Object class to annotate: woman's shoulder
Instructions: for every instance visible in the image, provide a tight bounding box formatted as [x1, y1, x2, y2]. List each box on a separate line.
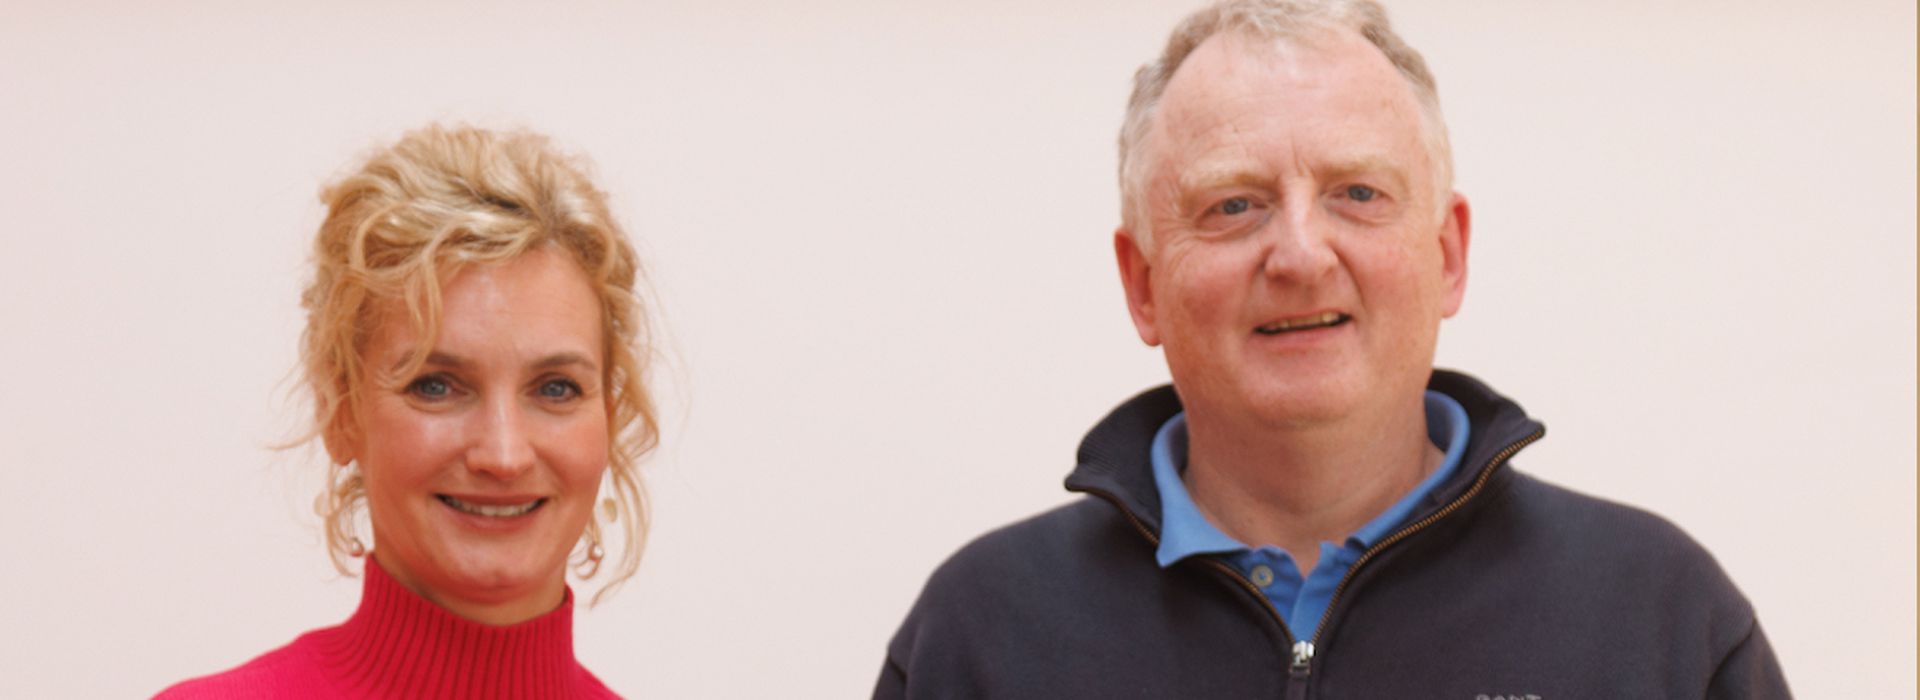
[578, 665, 623, 699]
[153, 630, 335, 699]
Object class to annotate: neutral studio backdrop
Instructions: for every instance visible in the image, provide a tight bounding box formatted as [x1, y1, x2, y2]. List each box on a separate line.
[1, 0, 1912, 697]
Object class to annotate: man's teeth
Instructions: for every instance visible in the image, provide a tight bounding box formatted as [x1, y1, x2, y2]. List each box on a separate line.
[1258, 312, 1346, 334]
[439, 496, 543, 517]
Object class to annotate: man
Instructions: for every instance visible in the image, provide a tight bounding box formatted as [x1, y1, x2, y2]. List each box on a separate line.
[876, 1, 1790, 698]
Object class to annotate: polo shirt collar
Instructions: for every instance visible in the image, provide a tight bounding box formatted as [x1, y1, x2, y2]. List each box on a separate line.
[1151, 391, 1473, 568]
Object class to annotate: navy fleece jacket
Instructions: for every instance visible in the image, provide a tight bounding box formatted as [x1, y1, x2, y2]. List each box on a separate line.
[877, 370, 1789, 699]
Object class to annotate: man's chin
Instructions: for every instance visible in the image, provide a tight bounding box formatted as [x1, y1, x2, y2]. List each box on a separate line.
[1247, 401, 1354, 430]
[1237, 378, 1369, 427]
[1175, 382, 1359, 431]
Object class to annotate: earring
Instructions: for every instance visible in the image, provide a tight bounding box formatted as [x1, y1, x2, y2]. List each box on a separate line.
[574, 527, 606, 579]
[346, 536, 367, 558]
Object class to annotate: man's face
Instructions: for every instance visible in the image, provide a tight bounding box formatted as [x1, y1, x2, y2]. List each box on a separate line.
[1115, 29, 1470, 431]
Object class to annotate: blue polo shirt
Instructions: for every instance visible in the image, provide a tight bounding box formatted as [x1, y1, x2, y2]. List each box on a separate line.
[1151, 392, 1471, 641]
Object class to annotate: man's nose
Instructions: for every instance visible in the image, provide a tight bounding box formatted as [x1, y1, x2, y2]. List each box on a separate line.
[1260, 205, 1339, 281]
[467, 397, 536, 479]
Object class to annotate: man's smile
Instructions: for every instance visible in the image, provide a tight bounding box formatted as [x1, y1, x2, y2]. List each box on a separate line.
[1254, 311, 1351, 335]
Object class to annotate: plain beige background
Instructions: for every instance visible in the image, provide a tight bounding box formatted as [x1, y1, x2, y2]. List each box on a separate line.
[0, 1, 1912, 697]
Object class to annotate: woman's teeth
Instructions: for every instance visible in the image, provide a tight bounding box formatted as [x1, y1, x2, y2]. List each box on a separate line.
[438, 495, 544, 517]
[1257, 311, 1347, 334]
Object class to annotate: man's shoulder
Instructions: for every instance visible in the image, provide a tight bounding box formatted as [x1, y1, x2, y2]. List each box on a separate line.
[1321, 469, 1783, 698]
[1501, 470, 1737, 578]
[1450, 469, 1759, 636]
[879, 497, 1283, 698]
[916, 497, 1151, 603]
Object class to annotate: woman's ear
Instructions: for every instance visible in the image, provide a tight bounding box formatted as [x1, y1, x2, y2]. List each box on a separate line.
[319, 396, 356, 466]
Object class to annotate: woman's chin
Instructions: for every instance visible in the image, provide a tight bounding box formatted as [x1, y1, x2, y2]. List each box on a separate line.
[381, 544, 568, 621]
[440, 552, 565, 600]
[423, 516, 568, 590]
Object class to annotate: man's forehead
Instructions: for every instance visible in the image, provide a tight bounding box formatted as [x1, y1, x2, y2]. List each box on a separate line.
[1159, 29, 1413, 130]
[1148, 29, 1430, 186]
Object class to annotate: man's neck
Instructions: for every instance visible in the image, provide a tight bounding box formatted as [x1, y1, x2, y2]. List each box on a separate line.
[1182, 395, 1440, 574]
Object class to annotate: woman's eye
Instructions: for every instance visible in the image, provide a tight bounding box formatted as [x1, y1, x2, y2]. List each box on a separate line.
[1216, 197, 1252, 216]
[538, 379, 581, 400]
[1344, 185, 1378, 202]
[407, 375, 454, 400]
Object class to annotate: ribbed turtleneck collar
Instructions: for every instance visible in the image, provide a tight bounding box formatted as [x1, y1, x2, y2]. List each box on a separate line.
[308, 558, 592, 698]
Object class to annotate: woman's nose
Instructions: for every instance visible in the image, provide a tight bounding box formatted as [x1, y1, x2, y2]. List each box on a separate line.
[466, 398, 536, 479]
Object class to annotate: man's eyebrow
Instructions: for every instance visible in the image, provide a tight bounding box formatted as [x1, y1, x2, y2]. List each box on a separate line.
[1177, 162, 1271, 195]
[1177, 156, 1412, 191]
[1317, 156, 1409, 188]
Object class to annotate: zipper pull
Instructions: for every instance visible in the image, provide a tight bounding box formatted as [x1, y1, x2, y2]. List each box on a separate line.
[1290, 640, 1315, 678]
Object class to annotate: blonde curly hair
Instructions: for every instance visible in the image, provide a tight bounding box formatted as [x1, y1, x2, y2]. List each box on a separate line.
[300, 124, 655, 604]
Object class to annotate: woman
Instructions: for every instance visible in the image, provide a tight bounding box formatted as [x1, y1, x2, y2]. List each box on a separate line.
[161, 125, 655, 698]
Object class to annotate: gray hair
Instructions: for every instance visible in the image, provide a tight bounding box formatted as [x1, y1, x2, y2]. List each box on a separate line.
[1117, 0, 1451, 247]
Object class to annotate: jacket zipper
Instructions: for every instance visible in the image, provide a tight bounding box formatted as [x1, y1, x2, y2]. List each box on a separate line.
[1084, 492, 1308, 683]
[1197, 558, 1306, 697]
[1303, 428, 1545, 649]
[1080, 426, 1544, 698]
[1288, 640, 1314, 700]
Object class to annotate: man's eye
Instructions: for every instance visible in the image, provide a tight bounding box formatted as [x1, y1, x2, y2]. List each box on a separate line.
[538, 379, 581, 400]
[407, 376, 453, 399]
[1217, 197, 1252, 215]
[1345, 185, 1377, 202]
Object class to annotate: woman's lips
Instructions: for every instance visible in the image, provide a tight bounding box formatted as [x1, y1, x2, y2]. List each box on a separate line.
[435, 495, 547, 517]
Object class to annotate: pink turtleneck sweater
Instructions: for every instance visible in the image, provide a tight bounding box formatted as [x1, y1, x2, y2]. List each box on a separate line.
[156, 560, 617, 699]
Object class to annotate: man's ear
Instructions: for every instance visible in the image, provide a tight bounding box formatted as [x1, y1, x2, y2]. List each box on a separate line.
[1114, 229, 1162, 346]
[1437, 192, 1471, 318]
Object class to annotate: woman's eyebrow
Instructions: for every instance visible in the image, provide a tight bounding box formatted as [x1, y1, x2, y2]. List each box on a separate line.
[532, 352, 598, 372]
[388, 350, 598, 373]
[388, 350, 466, 373]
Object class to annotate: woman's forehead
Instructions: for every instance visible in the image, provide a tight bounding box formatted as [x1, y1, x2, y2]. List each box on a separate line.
[362, 249, 606, 373]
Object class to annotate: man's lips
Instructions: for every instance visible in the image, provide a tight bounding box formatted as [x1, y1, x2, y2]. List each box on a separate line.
[1255, 311, 1351, 335]
[436, 495, 548, 518]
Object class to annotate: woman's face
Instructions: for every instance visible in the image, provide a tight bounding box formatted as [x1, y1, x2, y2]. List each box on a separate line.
[347, 247, 610, 625]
